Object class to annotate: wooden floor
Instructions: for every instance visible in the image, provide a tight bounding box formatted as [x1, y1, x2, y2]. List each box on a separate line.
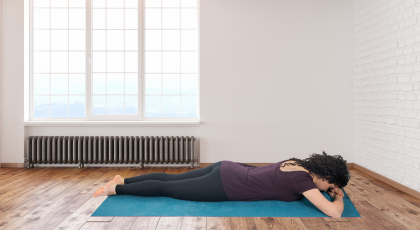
[0, 166, 420, 230]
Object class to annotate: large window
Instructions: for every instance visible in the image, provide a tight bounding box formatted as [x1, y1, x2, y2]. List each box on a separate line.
[31, 0, 199, 120]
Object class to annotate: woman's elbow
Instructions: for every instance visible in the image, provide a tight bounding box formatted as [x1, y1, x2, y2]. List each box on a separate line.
[328, 210, 342, 218]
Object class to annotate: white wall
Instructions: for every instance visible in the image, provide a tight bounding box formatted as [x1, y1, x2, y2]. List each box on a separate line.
[354, 0, 420, 191]
[200, 0, 354, 163]
[2, 0, 354, 165]
[0, 0, 2, 166]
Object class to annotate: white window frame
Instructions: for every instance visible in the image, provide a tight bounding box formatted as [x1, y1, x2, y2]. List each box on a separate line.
[29, 0, 200, 121]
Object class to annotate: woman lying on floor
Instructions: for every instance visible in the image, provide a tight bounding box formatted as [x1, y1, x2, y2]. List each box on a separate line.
[93, 151, 350, 218]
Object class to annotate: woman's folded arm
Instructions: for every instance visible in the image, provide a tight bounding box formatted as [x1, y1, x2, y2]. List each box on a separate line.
[302, 188, 344, 218]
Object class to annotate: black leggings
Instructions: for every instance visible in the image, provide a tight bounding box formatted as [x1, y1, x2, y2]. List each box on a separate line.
[115, 161, 229, 202]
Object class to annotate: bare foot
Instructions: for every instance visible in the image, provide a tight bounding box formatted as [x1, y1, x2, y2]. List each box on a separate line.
[113, 175, 125, 185]
[93, 181, 117, 197]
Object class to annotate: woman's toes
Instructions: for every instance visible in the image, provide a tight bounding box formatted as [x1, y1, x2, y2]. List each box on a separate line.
[93, 186, 105, 197]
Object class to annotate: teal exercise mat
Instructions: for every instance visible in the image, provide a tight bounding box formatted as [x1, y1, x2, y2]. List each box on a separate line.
[92, 189, 360, 217]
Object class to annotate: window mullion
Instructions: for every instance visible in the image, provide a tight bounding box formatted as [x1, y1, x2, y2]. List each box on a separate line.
[86, 0, 92, 119]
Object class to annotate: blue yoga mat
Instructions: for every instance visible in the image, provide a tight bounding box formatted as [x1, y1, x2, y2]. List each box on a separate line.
[92, 189, 360, 217]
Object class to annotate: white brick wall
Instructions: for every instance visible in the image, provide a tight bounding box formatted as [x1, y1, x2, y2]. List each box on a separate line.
[354, 0, 420, 191]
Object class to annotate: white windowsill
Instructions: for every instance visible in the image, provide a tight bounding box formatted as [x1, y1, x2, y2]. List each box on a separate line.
[23, 120, 200, 127]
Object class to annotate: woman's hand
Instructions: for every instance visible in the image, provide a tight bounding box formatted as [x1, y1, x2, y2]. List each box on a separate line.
[327, 188, 344, 199]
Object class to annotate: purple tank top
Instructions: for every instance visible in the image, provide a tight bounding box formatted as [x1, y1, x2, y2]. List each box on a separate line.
[220, 160, 318, 201]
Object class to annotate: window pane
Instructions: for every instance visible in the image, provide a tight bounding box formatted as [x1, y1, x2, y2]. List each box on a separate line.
[145, 74, 161, 94]
[107, 0, 123, 8]
[162, 30, 180, 50]
[125, 9, 138, 29]
[69, 0, 85, 7]
[93, 73, 106, 94]
[125, 30, 138, 51]
[145, 9, 161, 29]
[145, 0, 161, 7]
[145, 96, 161, 117]
[34, 30, 49, 51]
[69, 74, 85, 94]
[51, 96, 68, 118]
[125, 73, 138, 94]
[125, 0, 138, 8]
[34, 74, 50, 94]
[181, 30, 197, 50]
[107, 95, 124, 114]
[34, 0, 49, 7]
[162, 9, 180, 29]
[93, 30, 106, 51]
[51, 0, 67, 7]
[93, 9, 106, 29]
[69, 52, 85, 73]
[93, 96, 106, 114]
[69, 30, 85, 50]
[145, 30, 161, 50]
[181, 9, 197, 29]
[181, 51, 197, 73]
[162, 52, 180, 73]
[107, 52, 124, 72]
[51, 30, 68, 51]
[69, 96, 85, 117]
[93, 0, 105, 8]
[181, 0, 197, 7]
[51, 74, 68, 94]
[34, 96, 50, 118]
[93, 52, 106, 72]
[33, 52, 50, 73]
[181, 74, 197, 94]
[51, 52, 68, 73]
[162, 96, 180, 117]
[125, 96, 138, 114]
[34, 9, 49, 29]
[107, 9, 124, 29]
[107, 30, 124, 51]
[69, 9, 85, 29]
[163, 0, 180, 7]
[125, 52, 138, 72]
[162, 74, 180, 94]
[51, 9, 68, 29]
[107, 73, 124, 94]
[145, 52, 161, 73]
[181, 96, 197, 117]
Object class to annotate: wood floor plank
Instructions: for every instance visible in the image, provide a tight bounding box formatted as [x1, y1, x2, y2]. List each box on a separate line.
[327, 221, 359, 230]
[253, 217, 284, 230]
[0, 168, 20, 174]
[230, 217, 257, 230]
[206, 217, 232, 230]
[276, 218, 308, 230]
[155, 217, 183, 230]
[0, 169, 103, 229]
[129, 217, 160, 230]
[103, 217, 137, 230]
[300, 218, 333, 230]
[53, 196, 107, 230]
[350, 200, 410, 230]
[0, 168, 79, 212]
[0, 167, 52, 192]
[0, 169, 27, 182]
[181, 217, 206, 230]
[87, 217, 114, 222]
[79, 222, 110, 230]
[348, 178, 420, 229]
[350, 169, 400, 192]
[0, 168, 69, 206]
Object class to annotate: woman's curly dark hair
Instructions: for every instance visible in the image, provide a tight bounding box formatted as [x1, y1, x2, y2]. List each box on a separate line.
[281, 151, 350, 188]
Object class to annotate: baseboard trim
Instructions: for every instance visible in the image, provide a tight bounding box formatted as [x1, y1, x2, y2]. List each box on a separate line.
[1, 163, 25, 168]
[354, 164, 420, 200]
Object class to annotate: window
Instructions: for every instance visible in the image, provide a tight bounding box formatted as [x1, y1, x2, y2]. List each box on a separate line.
[31, 0, 199, 120]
